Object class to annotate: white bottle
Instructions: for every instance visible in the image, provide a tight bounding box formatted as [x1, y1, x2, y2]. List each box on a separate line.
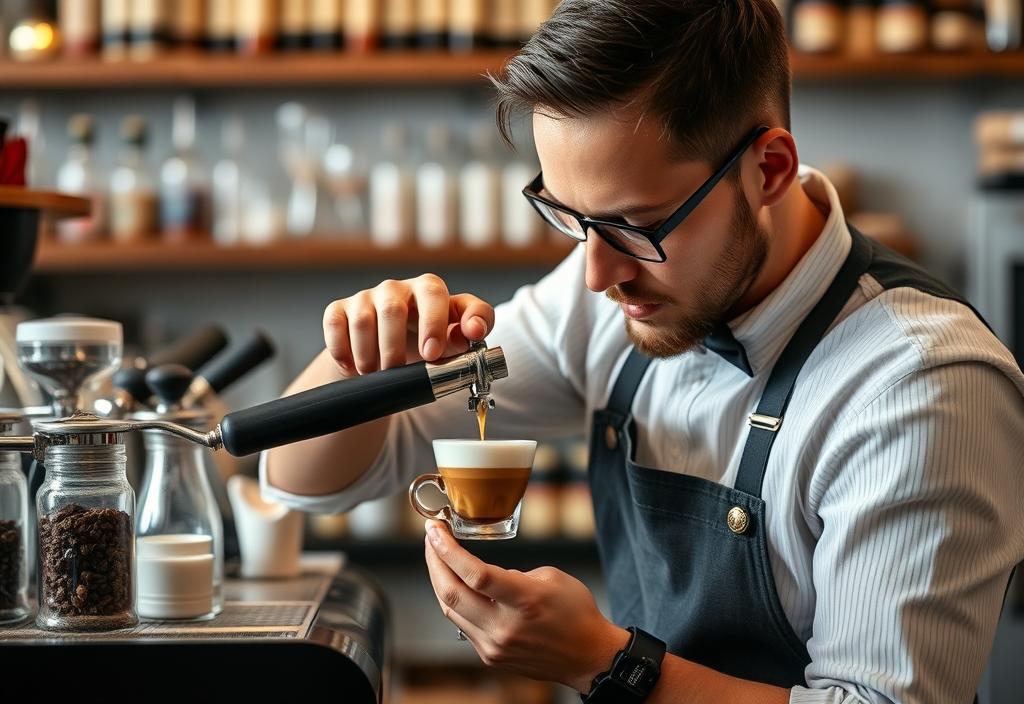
[415, 123, 458, 248]
[212, 116, 245, 246]
[56, 114, 107, 244]
[369, 122, 414, 248]
[459, 124, 501, 248]
[502, 154, 543, 248]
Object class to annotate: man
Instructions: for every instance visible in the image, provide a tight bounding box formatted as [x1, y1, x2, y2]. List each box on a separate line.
[262, 1, 1024, 701]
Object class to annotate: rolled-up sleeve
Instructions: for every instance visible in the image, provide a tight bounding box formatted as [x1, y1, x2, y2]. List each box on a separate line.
[791, 362, 1024, 704]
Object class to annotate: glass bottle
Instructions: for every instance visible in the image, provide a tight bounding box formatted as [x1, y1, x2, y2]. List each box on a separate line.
[449, 0, 488, 52]
[55, 113, 107, 244]
[345, 0, 379, 53]
[278, 0, 310, 50]
[204, 0, 236, 52]
[236, 0, 278, 55]
[502, 147, 543, 248]
[791, 0, 846, 54]
[36, 443, 138, 631]
[172, 0, 204, 51]
[369, 122, 414, 248]
[845, 0, 877, 56]
[415, 123, 458, 248]
[160, 96, 209, 243]
[212, 116, 245, 246]
[459, 124, 501, 249]
[101, 0, 129, 59]
[417, 0, 447, 48]
[129, 0, 168, 61]
[491, 0, 521, 49]
[382, 0, 415, 48]
[60, 0, 100, 58]
[136, 417, 224, 620]
[109, 115, 157, 243]
[985, 0, 1023, 51]
[0, 413, 30, 625]
[310, 0, 342, 50]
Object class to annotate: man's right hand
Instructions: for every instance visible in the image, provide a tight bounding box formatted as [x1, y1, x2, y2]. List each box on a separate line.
[323, 274, 496, 376]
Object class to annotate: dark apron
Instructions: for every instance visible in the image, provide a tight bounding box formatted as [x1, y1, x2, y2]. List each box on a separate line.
[588, 227, 980, 688]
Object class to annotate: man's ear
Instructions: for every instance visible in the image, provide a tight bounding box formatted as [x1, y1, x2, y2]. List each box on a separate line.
[753, 128, 799, 208]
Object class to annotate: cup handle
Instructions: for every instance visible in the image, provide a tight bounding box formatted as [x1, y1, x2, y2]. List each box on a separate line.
[408, 473, 452, 524]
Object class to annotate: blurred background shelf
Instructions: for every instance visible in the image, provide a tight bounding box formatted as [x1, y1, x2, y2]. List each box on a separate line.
[0, 51, 513, 88]
[5, 52, 1024, 89]
[34, 239, 575, 272]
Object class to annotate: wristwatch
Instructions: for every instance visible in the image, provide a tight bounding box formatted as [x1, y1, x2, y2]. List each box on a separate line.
[580, 626, 666, 703]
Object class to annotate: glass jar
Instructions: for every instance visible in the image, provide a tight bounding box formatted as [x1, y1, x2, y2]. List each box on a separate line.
[36, 444, 137, 631]
[0, 413, 30, 624]
[136, 424, 224, 620]
[845, 0, 877, 56]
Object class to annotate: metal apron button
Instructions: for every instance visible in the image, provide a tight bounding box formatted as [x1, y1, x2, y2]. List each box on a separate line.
[605, 425, 619, 450]
[727, 506, 749, 534]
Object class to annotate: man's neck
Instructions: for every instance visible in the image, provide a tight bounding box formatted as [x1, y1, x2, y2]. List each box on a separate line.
[731, 178, 828, 317]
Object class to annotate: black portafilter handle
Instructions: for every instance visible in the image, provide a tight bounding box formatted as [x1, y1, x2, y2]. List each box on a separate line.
[146, 364, 194, 407]
[195, 330, 276, 395]
[112, 367, 150, 405]
[148, 324, 229, 372]
[216, 344, 509, 457]
[218, 362, 434, 457]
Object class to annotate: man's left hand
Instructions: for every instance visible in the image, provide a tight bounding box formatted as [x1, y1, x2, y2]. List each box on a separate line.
[423, 519, 630, 693]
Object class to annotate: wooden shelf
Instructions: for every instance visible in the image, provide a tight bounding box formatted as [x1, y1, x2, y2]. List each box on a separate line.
[0, 51, 512, 88]
[33, 238, 575, 273]
[3, 50, 1024, 88]
[791, 51, 1024, 80]
[0, 187, 90, 217]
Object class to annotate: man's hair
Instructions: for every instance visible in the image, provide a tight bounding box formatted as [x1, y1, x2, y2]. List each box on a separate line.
[492, 0, 791, 164]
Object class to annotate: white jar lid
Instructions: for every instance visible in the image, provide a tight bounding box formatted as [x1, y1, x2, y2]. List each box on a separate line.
[16, 317, 123, 345]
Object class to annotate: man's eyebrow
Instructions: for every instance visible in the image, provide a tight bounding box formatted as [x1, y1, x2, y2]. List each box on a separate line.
[541, 185, 678, 220]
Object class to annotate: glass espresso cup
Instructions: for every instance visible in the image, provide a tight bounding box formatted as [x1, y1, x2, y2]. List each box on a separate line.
[409, 440, 537, 540]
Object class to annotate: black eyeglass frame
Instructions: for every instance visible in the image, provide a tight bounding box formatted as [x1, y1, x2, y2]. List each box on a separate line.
[522, 125, 771, 263]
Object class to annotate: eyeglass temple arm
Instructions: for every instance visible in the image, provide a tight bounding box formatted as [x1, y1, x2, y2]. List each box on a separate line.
[654, 125, 771, 242]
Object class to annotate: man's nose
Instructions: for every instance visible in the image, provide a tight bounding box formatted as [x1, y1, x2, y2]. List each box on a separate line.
[585, 229, 639, 293]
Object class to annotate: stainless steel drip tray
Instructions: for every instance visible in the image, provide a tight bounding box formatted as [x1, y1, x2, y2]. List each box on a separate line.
[0, 554, 390, 703]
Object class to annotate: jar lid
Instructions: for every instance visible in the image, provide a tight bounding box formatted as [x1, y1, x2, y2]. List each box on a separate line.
[16, 317, 123, 345]
[34, 411, 133, 436]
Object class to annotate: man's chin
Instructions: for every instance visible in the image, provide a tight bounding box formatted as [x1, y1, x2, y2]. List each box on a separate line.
[625, 319, 700, 359]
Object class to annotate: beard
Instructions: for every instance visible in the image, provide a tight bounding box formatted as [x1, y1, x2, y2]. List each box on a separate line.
[609, 186, 769, 359]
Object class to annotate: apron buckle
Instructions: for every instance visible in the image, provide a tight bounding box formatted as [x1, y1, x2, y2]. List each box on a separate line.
[748, 413, 783, 432]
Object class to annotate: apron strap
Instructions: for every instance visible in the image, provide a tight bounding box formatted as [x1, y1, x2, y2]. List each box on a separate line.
[733, 229, 875, 497]
[605, 347, 655, 418]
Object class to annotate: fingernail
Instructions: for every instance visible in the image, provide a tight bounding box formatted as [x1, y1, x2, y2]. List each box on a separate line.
[426, 524, 441, 546]
[423, 338, 442, 360]
[470, 316, 488, 336]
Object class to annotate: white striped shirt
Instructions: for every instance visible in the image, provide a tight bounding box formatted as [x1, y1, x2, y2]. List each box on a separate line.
[262, 167, 1024, 704]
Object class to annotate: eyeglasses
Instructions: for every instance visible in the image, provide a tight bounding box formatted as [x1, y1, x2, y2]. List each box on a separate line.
[522, 125, 770, 263]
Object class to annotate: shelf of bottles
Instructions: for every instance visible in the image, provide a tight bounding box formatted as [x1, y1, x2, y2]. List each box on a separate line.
[3, 1, 1024, 85]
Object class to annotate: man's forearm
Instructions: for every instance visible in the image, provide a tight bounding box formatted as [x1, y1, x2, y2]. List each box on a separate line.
[264, 349, 392, 497]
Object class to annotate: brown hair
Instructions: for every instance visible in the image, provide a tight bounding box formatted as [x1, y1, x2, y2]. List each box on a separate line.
[492, 0, 791, 164]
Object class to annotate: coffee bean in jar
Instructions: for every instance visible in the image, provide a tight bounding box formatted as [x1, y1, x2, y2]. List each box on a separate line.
[0, 519, 23, 611]
[38, 504, 134, 630]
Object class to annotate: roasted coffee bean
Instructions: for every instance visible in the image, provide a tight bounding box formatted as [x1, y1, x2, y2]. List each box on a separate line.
[39, 505, 132, 621]
[0, 519, 23, 610]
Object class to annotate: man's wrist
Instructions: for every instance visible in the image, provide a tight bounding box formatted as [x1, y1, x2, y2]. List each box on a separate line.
[570, 623, 631, 694]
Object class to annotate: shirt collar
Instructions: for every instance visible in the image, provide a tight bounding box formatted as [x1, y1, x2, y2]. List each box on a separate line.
[703, 166, 853, 377]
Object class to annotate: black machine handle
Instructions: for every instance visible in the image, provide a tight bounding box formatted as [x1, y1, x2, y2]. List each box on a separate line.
[148, 324, 229, 372]
[197, 331, 275, 395]
[218, 362, 435, 457]
[146, 364, 194, 406]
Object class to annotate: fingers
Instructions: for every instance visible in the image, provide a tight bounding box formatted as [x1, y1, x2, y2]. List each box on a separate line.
[424, 533, 497, 628]
[372, 281, 410, 370]
[425, 521, 525, 604]
[323, 301, 353, 374]
[347, 291, 380, 374]
[450, 293, 494, 343]
[322, 275, 491, 376]
[410, 274, 450, 362]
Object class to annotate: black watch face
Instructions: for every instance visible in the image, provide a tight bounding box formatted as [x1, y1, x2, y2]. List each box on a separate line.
[612, 655, 661, 694]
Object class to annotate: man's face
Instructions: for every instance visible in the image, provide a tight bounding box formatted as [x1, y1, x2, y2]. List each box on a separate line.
[533, 110, 769, 358]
